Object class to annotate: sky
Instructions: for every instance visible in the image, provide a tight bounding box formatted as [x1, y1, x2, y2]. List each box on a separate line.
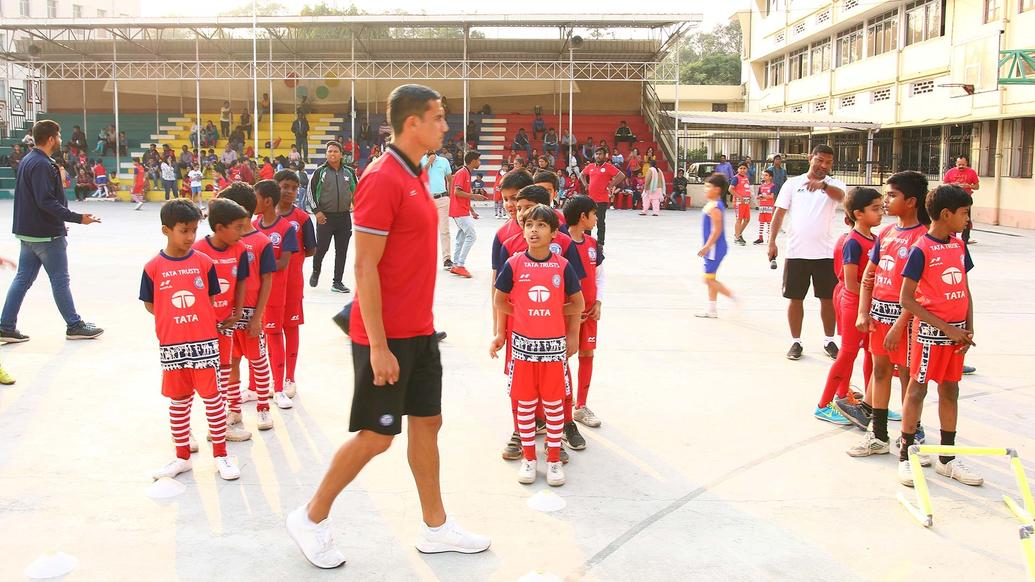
[140, 0, 741, 30]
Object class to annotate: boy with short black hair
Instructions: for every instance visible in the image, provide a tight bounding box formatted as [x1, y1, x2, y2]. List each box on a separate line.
[217, 182, 278, 430]
[275, 169, 317, 397]
[754, 170, 775, 245]
[897, 185, 980, 487]
[729, 163, 752, 245]
[563, 195, 605, 428]
[140, 199, 240, 481]
[253, 179, 299, 409]
[671, 168, 688, 211]
[193, 198, 253, 442]
[492, 204, 584, 486]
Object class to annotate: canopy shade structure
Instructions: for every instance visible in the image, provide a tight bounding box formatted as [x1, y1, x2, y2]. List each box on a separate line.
[667, 111, 882, 132]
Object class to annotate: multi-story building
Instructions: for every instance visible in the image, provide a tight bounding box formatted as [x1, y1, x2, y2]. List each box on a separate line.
[741, 0, 1035, 228]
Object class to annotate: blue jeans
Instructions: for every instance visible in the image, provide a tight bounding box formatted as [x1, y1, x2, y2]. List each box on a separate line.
[1, 237, 82, 331]
[451, 216, 477, 267]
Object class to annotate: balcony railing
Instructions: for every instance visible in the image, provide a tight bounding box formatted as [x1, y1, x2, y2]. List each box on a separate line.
[999, 49, 1035, 85]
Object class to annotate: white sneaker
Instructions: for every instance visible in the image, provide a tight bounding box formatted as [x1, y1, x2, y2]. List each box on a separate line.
[257, 409, 274, 430]
[573, 406, 601, 428]
[546, 461, 566, 487]
[935, 458, 984, 486]
[415, 517, 491, 554]
[517, 459, 537, 484]
[239, 389, 258, 403]
[134, 201, 144, 211]
[284, 379, 298, 398]
[694, 311, 717, 319]
[898, 459, 915, 487]
[215, 456, 240, 480]
[226, 419, 252, 442]
[846, 432, 890, 457]
[152, 458, 192, 480]
[274, 392, 294, 409]
[286, 505, 347, 569]
[188, 431, 199, 453]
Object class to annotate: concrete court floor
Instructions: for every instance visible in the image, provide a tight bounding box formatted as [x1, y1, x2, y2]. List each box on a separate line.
[0, 199, 1033, 582]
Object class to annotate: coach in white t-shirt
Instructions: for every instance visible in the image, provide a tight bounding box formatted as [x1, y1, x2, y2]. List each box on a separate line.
[767, 145, 846, 361]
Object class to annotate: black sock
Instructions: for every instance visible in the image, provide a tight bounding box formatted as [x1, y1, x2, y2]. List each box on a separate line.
[873, 409, 889, 442]
[940, 430, 956, 465]
[861, 401, 873, 415]
[899, 432, 916, 462]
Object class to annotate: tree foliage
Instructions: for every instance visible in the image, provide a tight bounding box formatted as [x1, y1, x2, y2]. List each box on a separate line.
[673, 20, 743, 86]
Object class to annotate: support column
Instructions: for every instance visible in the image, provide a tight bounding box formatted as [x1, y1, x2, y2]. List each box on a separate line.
[351, 31, 356, 157]
[112, 39, 120, 181]
[195, 35, 202, 153]
[463, 26, 469, 149]
[252, 0, 259, 157]
[268, 38, 273, 158]
[674, 35, 681, 171]
[82, 78, 87, 140]
[154, 80, 160, 135]
[865, 129, 875, 185]
[568, 48, 573, 162]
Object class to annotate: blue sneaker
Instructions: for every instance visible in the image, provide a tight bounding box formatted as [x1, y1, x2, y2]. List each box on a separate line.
[832, 398, 870, 430]
[915, 424, 926, 444]
[814, 404, 851, 426]
[888, 409, 903, 422]
[962, 365, 976, 375]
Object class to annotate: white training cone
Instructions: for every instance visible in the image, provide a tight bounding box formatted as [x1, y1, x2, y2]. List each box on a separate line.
[526, 490, 566, 512]
[147, 477, 187, 499]
[517, 570, 562, 582]
[24, 552, 78, 579]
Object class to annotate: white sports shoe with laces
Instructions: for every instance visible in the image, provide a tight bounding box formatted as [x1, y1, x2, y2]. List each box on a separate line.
[284, 379, 298, 398]
[546, 461, 566, 486]
[239, 389, 258, 403]
[415, 517, 491, 554]
[287, 506, 347, 569]
[257, 410, 274, 430]
[215, 456, 240, 480]
[936, 458, 983, 486]
[517, 459, 537, 484]
[152, 458, 192, 480]
[274, 392, 294, 409]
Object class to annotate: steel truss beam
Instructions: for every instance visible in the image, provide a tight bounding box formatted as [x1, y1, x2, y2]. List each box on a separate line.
[15, 59, 678, 82]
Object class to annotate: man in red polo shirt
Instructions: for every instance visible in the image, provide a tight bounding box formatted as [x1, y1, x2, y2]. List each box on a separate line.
[943, 155, 979, 244]
[580, 145, 625, 247]
[287, 85, 490, 569]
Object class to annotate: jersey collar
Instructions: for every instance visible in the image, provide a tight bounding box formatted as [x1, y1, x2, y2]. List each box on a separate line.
[387, 145, 421, 178]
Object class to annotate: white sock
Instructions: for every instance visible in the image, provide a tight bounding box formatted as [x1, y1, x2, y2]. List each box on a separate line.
[824, 336, 835, 345]
[791, 338, 801, 346]
[708, 301, 717, 312]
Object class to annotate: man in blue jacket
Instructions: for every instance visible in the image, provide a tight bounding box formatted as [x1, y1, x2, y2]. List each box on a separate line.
[0, 120, 103, 342]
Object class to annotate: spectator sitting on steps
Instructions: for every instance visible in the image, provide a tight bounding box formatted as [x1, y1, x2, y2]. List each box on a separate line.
[543, 128, 558, 154]
[512, 128, 531, 159]
[614, 120, 637, 144]
[532, 113, 546, 141]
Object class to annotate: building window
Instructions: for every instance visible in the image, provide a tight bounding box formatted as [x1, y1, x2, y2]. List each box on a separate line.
[788, 47, 808, 81]
[905, 1, 942, 46]
[19, 0, 30, 16]
[47, 0, 58, 17]
[810, 40, 831, 74]
[867, 10, 899, 56]
[899, 126, 942, 176]
[836, 25, 864, 66]
[976, 121, 997, 177]
[872, 87, 892, 102]
[985, 0, 1001, 22]
[711, 103, 728, 112]
[789, 104, 803, 113]
[1003, 118, 1035, 178]
[816, 9, 831, 25]
[946, 123, 974, 174]
[793, 21, 807, 36]
[72, 4, 83, 17]
[840, 95, 856, 108]
[766, 57, 785, 88]
[843, 0, 859, 10]
[813, 100, 828, 113]
[1022, 0, 1035, 13]
[766, 0, 783, 17]
[775, 32, 786, 44]
[911, 79, 935, 96]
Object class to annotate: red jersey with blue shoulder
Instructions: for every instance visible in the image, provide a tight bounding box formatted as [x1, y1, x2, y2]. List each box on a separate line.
[902, 233, 973, 324]
[492, 219, 523, 271]
[192, 236, 250, 321]
[239, 229, 278, 310]
[731, 175, 751, 206]
[870, 223, 927, 302]
[495, 251, 581, 362]
[498, 231, 586, 280]
[839, 229, 876, 299]
[278, 206, 316, 298]
[252, 216, 299, 307]
[139, 250, 222, 370]
[571, 234, 602, 307]
[757, 183, 775, 213]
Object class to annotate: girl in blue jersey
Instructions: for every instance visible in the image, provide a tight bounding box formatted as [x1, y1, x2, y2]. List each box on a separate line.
[696, 174, 735, 318]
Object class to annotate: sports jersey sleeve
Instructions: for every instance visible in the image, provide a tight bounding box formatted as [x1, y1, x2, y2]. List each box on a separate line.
[775, 181, 793, 210]
[901, 247, 926, 282]
[301, 218, 317, 250]
[842, 239, 864, 266]
[139, 269, 154, 302]
[282, 225, 300, 253]
[595, 264, 606, 300]
[259, 243, 277, 275]
[964, 245, 974, 272]
[494, 261, 515, 293]
[236, 249, 250, 280]
[207, 265, 220, 296]
[491, 234, 503, 271]
[353, 169, 401, 236]
[561, 242, 587, 280]
[869, 238, 882, 263]
[563, 263, 582, 296]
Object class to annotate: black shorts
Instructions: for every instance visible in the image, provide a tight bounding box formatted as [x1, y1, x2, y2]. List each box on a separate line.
[783, 258, 837, 300]
[349, 334, 443, 435]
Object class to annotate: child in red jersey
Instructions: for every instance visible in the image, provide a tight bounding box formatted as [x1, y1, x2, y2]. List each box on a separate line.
[846, 171, 930, 458]
[253, 180, 299, 410]
[275, 169, 317, 398]
[192, 198, 253, 442]
[897, 185, 980, 488]
[140, 199, 240, 481]
[491, 204, 584, 487]
[563, 195, 606, 429]
[754, 169, 775, 245]
[729, 163, 752, 246]
[814, 188, 882, 426]
[217, 183, 278, 431]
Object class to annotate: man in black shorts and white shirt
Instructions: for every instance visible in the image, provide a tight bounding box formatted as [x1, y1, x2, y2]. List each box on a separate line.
[287, 85, 490, 569]
[767, 144, 845, 361]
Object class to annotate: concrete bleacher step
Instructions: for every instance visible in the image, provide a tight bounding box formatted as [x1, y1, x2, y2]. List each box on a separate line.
[481, 136, 504, 142]
[481, 127, 507, 133]
[150, 134, 175, 140]
[167, 117, 191, 123]
[482, 154, 503, 160]
[479, 145, 504, 151]
[482, 118, 506, 124]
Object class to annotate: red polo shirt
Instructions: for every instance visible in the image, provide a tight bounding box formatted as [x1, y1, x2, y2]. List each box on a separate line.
[943, 167, 979, 195]
[585, 162, 620, 203]
[350, 146, 438, 344]
[450, 166, 473, 218]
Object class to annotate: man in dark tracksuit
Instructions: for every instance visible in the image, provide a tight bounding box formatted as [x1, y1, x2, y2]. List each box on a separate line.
[305, 141, 356, 293]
